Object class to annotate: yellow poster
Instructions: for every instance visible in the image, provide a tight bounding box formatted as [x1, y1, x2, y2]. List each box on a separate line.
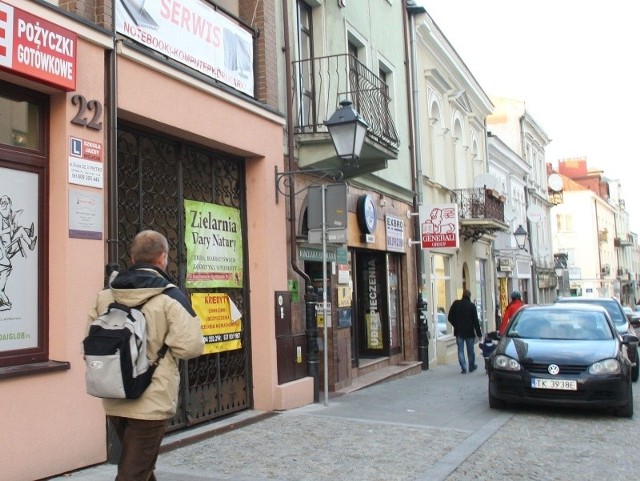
[192, 293, 243, 354]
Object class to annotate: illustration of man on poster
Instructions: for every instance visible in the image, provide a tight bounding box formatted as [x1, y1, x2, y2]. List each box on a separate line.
[0, 195, 38, 311]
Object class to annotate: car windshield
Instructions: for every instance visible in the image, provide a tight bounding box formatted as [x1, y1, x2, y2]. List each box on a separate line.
[507, 309, 614, 340]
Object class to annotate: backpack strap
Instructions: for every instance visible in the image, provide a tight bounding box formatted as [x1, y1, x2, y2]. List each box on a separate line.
[151, 343, 169, 368]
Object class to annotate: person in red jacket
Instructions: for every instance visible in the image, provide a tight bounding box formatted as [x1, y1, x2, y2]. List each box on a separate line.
[499, 291, 525, 335]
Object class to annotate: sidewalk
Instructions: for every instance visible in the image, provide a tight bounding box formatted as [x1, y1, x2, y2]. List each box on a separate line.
[48, 362, 511, 481]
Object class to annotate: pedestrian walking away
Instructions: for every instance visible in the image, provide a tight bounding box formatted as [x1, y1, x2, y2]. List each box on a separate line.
[448, 289, 483, 374]
[498, 290, 525, 335]
[86, 230, 204, 481]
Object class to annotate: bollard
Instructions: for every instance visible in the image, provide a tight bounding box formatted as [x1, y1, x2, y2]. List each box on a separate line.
[417, 294, 429, 370]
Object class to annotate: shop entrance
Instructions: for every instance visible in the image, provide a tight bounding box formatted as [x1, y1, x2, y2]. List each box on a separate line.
[353, 251, 390, 359]
[116, 124, 251, 432]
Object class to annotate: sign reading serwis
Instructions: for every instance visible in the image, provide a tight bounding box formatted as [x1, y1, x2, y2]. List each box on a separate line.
[0, 1, 77, 91]
[115, 0, 254, 97]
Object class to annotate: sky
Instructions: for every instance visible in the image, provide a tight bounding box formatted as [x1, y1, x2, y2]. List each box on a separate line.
[419, 0, 640, 233]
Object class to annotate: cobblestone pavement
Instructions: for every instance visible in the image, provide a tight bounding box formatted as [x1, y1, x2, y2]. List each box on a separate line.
[444, 403, 638, 481]
[51, 361, 639, 481]
[157, 370, 639, 481]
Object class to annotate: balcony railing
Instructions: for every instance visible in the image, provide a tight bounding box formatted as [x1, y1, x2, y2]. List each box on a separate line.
[456, 188, 505, 221]
[292, 54, 399, 151]
[454, 188, 508, 241]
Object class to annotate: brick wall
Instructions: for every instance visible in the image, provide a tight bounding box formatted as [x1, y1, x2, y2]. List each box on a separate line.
[58, 0, 112, 29]
[239, 0, 279, 108]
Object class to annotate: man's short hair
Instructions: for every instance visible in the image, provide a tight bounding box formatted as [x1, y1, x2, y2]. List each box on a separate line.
[131, 230, 169, 264]
[463, 289, 471, 299]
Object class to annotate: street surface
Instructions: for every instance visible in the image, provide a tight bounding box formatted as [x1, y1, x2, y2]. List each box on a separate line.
[51, 361, 638, 481]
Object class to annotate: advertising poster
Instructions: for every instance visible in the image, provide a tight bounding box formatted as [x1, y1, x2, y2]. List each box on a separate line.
[185, 199, 243, 288]
[192, 292, 242, 354]
[68, 188, 103, 240]
[115, 0, 254, 96]
[421, 203, 459, 249]
[0, 167, 39, 352]
[0, 1, 77, 91]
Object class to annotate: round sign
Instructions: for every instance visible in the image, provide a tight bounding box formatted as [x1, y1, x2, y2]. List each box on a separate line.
[548, 173, 564, 192]
[526, 204, 545, 224]
[357, 194, 377, 234]
[504, 203, 517, 221]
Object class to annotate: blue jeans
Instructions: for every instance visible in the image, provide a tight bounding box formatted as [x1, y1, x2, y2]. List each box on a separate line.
[456, 336, 476, 372]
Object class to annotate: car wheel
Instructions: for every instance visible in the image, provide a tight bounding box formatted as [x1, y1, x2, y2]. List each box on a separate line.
[615, 384, 633, 418]
[488, 390, 507, 409]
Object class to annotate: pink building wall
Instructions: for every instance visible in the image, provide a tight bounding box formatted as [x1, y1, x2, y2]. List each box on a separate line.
[1, 4, 309, 479]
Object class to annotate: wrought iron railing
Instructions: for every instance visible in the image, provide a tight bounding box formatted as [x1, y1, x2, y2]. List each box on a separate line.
[292, 53, 399, 151]
[455, 188, 505, 222]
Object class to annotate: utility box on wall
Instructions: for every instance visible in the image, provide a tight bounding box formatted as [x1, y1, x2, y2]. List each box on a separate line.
[275, 291, 307, 384]
[275, 291, 292, 336]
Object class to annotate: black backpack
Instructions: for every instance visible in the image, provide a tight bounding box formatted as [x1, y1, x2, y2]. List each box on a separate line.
[83, 302, 168, 399]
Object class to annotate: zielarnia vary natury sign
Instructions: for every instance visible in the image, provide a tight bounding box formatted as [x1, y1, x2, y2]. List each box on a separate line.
[184, 199, 243, 288]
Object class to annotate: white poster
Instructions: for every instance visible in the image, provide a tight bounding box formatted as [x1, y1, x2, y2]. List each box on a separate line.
[115, 0, 254, 96]
[0, 167, 39, 351]
[69, 189, 103, 240]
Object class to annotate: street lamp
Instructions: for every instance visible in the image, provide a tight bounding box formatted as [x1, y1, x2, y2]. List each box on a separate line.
[276, 100, 368, 406]
[554, 253, 569, 297]
[513, 224, 528, 251]
[316, 100, 368, 406]
[324, 100, 369, 165]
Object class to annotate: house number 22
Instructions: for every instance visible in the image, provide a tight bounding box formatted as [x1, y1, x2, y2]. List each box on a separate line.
[70, 94, 103, 131]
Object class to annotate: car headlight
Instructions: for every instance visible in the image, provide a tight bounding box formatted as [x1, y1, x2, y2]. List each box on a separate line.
[493, 355, 521, 371]
[589, 358, 621, 375]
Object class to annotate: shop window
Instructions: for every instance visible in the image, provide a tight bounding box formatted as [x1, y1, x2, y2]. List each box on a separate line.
[432, 254, 451, 336]
[0, 82, 51, 371]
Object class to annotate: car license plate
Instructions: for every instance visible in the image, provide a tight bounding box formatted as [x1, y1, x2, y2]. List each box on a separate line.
[531, 378, 577, 391]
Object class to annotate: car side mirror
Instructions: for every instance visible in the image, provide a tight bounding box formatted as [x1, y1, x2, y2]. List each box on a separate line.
[622, 334, 639, 345]
[630, 319, 640, 329]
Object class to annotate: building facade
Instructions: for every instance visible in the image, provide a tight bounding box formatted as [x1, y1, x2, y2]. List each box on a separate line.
[1, 1, 297, 479]
[487, 133, 536, 319]
[487, 97, 555, 305]
[275, 0, 421, 395]
[411, 9, 502, 365]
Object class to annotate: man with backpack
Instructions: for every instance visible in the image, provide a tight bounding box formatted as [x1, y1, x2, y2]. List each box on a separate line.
[87, 230, 204, 481]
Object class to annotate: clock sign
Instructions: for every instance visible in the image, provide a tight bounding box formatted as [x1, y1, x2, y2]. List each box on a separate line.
[357, 194, 377, 234]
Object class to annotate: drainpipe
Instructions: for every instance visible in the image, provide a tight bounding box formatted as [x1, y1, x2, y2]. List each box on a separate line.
[405, 1, 428, 368]
[106, 17, 119, 284]
[105, 15, 120, 464]
[281, 0, 318, 399]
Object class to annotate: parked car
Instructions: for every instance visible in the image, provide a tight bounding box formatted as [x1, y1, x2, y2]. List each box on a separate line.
[623, 306, 640, 325]
[488, 304, 636, 417]
[555, 296, 639, 382]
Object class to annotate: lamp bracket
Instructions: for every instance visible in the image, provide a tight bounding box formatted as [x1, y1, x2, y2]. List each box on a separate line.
[407, 210, 420, 218]
[407, 239, 421, 246]
[275, 166, 344, 203]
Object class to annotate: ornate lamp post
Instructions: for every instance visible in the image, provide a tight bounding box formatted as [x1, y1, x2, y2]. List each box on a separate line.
[275, 99, 368, 405]
[513, 224, 528, 251]
[324, 100, 369, 165]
